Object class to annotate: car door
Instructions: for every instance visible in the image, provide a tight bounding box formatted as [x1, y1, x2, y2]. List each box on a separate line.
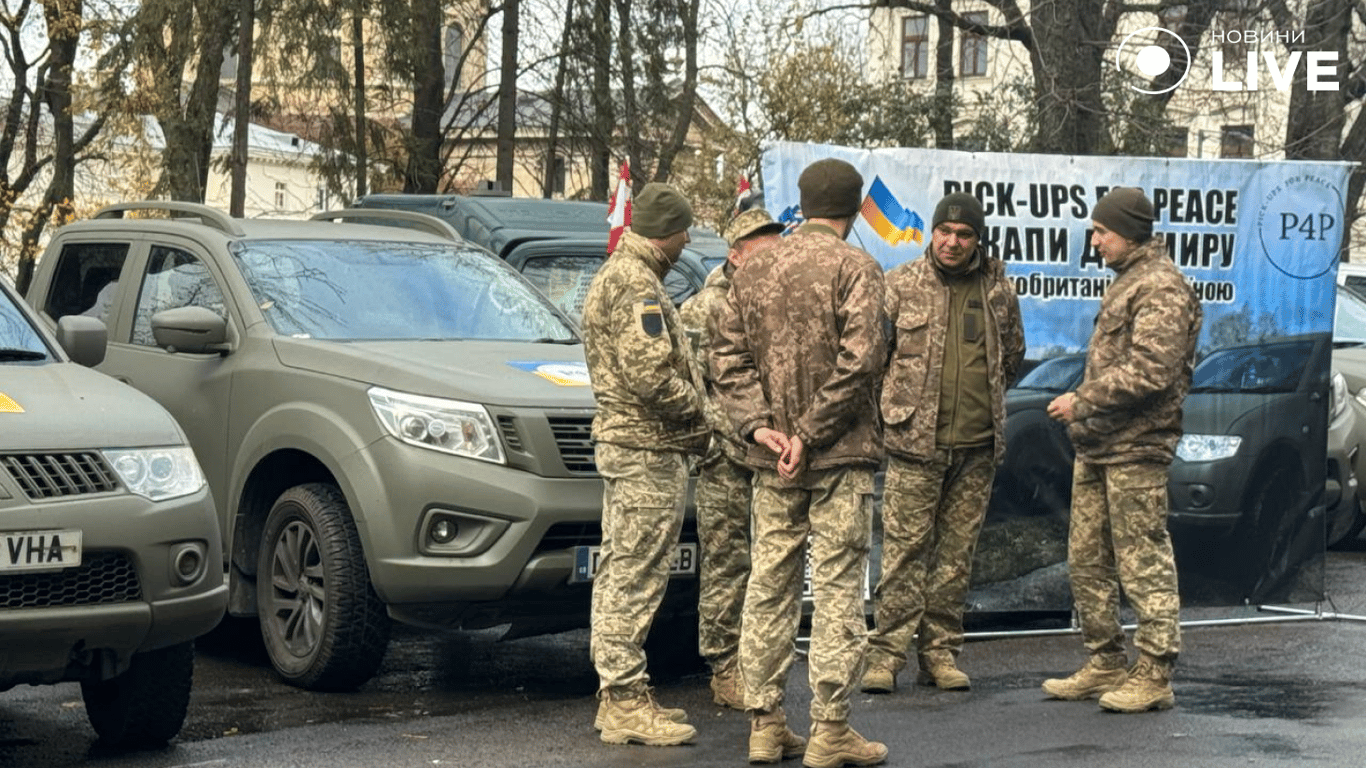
[94, 240, 237, 508]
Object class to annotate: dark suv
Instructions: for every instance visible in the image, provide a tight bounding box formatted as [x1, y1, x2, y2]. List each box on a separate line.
[24, 202, 699, 691]
[355, 193, 716, 320]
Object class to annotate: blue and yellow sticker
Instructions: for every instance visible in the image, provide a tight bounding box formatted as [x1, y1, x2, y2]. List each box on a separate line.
[0, 392, 23, 413]
[506, 361, 591, 387]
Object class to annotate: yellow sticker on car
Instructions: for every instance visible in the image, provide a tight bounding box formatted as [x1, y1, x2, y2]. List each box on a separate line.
[0, 392, 23, 413]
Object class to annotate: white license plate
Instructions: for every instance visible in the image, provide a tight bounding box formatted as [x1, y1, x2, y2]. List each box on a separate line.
[571, 542, 697, 583]
[1, 529, 82, 573]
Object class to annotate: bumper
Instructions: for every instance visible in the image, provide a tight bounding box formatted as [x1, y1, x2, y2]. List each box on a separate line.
[1167, 455, 1252, 530]
[0, 487, 227, 686]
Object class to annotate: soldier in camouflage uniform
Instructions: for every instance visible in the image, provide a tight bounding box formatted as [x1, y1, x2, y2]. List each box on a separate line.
[713, 158, 889, 767]
[1041, 187, 1201, 713]
[677, 207, 784, 710]
[581, 182, 709, 746]
[862, 193, 1025, 695]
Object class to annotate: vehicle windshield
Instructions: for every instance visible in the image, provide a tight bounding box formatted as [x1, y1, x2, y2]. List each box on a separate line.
[0, 281, 50, 363]
[1335, 284, 1366, 346]
[1014, 355, 1084, 391]
[1190, 340, 1313, 393]
[232, 240, 577, 342]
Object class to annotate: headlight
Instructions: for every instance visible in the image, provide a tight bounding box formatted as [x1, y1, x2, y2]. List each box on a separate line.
[368, 386, 505, 464]
[102, 446, 206, 501]
[1175, 434, 1242, 462]
[1331, 372, 1349, 422]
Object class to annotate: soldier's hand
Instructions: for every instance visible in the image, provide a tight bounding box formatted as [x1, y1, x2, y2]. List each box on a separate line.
[1047, 392, 1077, 423]
[778, 435, 805, 480]
[754, 427, 791, 456]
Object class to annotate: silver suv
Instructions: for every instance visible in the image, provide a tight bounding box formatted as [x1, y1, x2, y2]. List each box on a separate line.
[0, 276, 225, 747]
[25, 202, 699, 691]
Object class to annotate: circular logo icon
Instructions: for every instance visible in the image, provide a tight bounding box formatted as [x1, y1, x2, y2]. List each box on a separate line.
[1257, 175, 1342, 281]
[1116, 26, 1191, 94]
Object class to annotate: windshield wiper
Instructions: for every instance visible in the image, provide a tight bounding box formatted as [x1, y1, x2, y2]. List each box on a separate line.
[531, 336, 580, 345]
[0, 347, 47, 362]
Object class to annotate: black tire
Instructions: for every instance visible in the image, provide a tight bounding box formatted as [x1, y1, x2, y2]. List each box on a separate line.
[257, 483, 391, 691]
[80, 641, 194, 749]
[1235, 463, 1302, 598]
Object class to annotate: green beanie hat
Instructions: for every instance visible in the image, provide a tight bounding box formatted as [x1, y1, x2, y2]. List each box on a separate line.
[1092, 187, 1155, 242]
[632, 182, 693, 238]
[799, 158, 864, 219]
[932, 192, 986, 237]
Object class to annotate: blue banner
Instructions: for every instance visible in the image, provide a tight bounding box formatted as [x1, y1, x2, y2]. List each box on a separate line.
[760, 142, 1352, 358]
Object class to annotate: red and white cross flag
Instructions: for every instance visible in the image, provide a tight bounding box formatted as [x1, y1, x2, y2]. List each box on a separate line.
[607, 161, 631, 254]
[733, 176, 752, 216]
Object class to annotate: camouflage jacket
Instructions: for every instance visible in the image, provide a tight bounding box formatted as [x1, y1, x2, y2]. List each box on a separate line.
[882, 249, 1025, 464]
[678, 263, 747, 464]
[1069, 237, 1202, 465]
[711, 223, 887, 473]
[581, 231, 709, 453]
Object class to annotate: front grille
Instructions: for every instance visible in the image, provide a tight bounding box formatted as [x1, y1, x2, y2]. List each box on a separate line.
[1, 551, 142, 609]
[547, 416, 596, 475]
[496, 415, 524, 452]
[1, 452, 119, 500]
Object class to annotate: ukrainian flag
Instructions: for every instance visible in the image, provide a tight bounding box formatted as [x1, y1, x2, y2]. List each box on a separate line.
[860, 177, 924, 246]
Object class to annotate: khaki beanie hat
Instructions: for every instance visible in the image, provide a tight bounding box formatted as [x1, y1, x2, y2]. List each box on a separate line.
[632, 182, 694, 238]
[1092, 187, 1155, 242]
[798, 159, 864, 219]
[932, 192, 986, 237]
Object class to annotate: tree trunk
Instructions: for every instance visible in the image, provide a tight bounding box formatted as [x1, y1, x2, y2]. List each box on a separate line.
[405, 0, 444, 193]
[496, 0, 518, 192]
[542, 0, 577, 197]
[932, 0, 954, 149]
[353, 1, 368, 199]
[589, 0, 612, 200]
[1027, 1, 1110, 155]
[1285, 0, 1350, 161]
[230, 0, 255, 216]
[651, 0, 698, 184]
[613, 0, 641, 187]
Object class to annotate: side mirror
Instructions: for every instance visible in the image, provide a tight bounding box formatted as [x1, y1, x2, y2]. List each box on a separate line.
[55, 315, 108, 368]
[151, 306, 229, 354]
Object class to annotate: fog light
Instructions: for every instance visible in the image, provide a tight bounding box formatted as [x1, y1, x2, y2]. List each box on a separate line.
[1187, 483, 1213, 508]
[430, 518, 459, 544]
[170, 542, 207, 585]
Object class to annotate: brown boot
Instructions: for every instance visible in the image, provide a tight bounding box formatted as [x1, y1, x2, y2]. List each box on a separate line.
[802, 720, 887, 768]
[748, 707, 806, 763]
[711, 664, 747, 710]
[597, 690, 696, 746]
[1041, 652, 1129, 701]
[916, 652, 970, 690]
[594, 689, 687, 730]
[1099, 655, 1175, 713]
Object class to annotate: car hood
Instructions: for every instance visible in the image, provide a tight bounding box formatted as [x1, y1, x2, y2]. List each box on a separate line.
[0, 363, 184, 450]
[1181, 391, 1296, 435]
[273, 338, 596, 408]
[1005, 388, 1062, 412]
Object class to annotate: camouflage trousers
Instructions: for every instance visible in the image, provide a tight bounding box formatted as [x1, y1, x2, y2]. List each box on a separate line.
[590, 442, 689, 697]
[695, 451, 754, 673]
[1068, 460, 1181, 662]
[867, 447, 995, 673]
[741, 466, 874, 723]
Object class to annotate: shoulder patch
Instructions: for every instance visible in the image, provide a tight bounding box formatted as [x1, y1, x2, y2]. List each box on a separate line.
[637, 299, 664, 337]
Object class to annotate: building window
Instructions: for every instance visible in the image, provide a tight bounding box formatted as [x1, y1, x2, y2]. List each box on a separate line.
[901, 16, 929, 79]
[275, 182, 287, 209]
[316, 187, 329, 211]
[1165, 127, 1189, 158]
[959, 12, 988, 77]
[444, 24, 464, 93]
[1220, 124, 1254, 158]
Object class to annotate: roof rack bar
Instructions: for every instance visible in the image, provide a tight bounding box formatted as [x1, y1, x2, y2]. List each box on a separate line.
[310, 209, 462, 242]
[93, 201, 245, 237]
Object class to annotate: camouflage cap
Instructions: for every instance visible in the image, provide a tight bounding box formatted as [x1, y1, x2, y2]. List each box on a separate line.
[633, 182, 694, 238]
[724, 208, 784, 248]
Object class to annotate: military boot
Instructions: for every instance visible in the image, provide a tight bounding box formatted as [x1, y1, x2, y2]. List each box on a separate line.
[710, 664, 746, 710]
[748, 707, 807, 764]
[596, 690, 696, 746]
[1041, 652, 1129, 701]
[802, 720, 888, 768]
[859, 665, 896, 694]
[1099, 655, 1175, 713]
[916, 651, 970, 690]
[594, 689, 688, 731]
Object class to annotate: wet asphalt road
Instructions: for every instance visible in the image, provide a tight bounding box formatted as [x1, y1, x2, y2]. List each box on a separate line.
[5, 542, 1366, 768]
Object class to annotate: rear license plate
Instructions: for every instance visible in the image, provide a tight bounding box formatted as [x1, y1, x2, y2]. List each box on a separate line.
[570, 542, 698, 583]
[1, 529, 82, 573]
